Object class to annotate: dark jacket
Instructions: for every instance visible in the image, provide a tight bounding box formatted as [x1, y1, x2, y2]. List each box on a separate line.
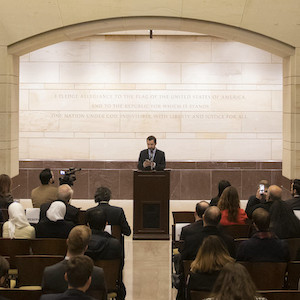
[236, 231, 290, 262]
[209, 196, 220, 206]
[35, 218, 75, 239]
[40, 289, 96, 300]
[87, 203, 131, 236]
[0, 194, 13, 209]
[42, 260, 106, 296]
[85, 230, 122, 260]
[40, 201, 80, 224]
[137, 149, 166, 171]
[180, 220, 203, 241]
[285, 196, 300, 210]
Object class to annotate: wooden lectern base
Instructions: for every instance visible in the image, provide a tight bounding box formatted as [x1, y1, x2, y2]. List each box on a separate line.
[133, 233, 170, 240]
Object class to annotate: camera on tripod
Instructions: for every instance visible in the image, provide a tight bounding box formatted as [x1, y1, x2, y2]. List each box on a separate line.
[59, 167, 81, 186]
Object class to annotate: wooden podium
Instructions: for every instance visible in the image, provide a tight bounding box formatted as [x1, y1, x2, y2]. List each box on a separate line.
[133, 170, 170, 240]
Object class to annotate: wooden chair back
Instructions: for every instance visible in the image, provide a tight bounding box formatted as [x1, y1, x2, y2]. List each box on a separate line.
[190, 290, 212, 300]
[15, 255, 64, 287]
[0, 288, 42, 300]
[77, 210, 87, 225]
[172, 211, 194, 224]
[234, 238, 249, 251]
[258, 290, 300, 300]
[30, 238, 67, 255]
[183, 260, 193, 283]
[221, 224, 251, 239]
[287, 261, 300, 289]
[0, 238, 31, 268]
[238, 261, 287, 290]
[94, 259, 121, 293]
[283, 238, 300, 260]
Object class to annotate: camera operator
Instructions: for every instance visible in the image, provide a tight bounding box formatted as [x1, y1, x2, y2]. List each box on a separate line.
[59, 168, 81, 186]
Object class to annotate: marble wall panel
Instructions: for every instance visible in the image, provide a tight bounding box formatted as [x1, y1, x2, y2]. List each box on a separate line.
[242, 112, 282, 132]
[121, 63, 181, 83]
[272, 140, 283, 160]
[29, 41, 90, 62]
[20, 62, 59, 83]
[272, 90, 283, 111]
[19, 89, 29, 110]
[27, 138, 89, 160]
[170, 169, 181, 200]
[90, 41, 150, 62]
[150, 41, 211, 62]
[211, 139, 272, 160]
[120, 169, 134, 199]
[212, 42, 272, 63]
[60, 63, 120, 83]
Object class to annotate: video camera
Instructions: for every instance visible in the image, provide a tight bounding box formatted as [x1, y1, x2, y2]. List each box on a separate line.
[59, 167, 81, 186]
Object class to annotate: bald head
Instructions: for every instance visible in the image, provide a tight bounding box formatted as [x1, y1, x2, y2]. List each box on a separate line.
[58, 184, 73, 203]
[195, 201, 209, 218]
[266, 185, 282, 202]
[203, 206, 221, 227]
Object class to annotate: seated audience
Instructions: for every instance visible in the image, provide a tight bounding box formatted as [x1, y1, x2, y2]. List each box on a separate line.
[210, 180, 231, 207]
[85, 208, 122, 260]
[2, 202, 35, 239]
[217, 186, 248, 226]
[35, 201, 74, 238]
[0, 174, 13, 209]
[42, 225, 106, 296]
[40, 184, 80, 224]
[41, 255, 96, 300]
[245, 180, 269, 217]
[87, 187, 131, 236]
[31, 168, 58, 208]
[186, 236, 234, 300]
[286, 179, 300, 210]
[180, 201, 209, 241]
[236, 208, 289, 262]
[203, 262, 267, 300]
[0, 256, 10, 291]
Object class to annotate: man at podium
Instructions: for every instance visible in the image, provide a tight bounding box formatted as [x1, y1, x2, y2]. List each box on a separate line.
[138, 135, 166, 171]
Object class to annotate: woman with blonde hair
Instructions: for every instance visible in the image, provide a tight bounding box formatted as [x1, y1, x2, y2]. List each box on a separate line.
[217, 186, 248, 225]
[2, 202, 35, 239]
[186, 235, 234, 299]
[0, 174, 13, 209]
[203, 262, 267, 300]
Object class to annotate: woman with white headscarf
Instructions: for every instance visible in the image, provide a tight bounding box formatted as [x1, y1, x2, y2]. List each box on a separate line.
[35, 201, 74, 238]
[2, 202, 35, 239]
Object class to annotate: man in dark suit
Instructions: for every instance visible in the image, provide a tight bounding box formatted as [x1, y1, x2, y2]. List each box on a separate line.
[86, 187, 131, 236]
[286, 179, 300, 210]
[40, 184, 80, 224]
[41, 255, 96, 300]
[42, 225, 106, 297]
[137, 135, 166, 171]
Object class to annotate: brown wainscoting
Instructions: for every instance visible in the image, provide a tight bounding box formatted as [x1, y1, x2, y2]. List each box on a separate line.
[11, 160, 291, 201]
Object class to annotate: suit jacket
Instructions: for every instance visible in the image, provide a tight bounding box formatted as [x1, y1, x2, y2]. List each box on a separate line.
[35, 218, 75, 239]
[40, 289, 96, 300]
[40, 200, 80, 224]
[87, 203, 131, 236]
[180, 226, 235, 260]
[236, 232, 290, 262]
[85, 230, 122, 260]
[285, 197, 300, 210]
[180, 220, 203, 241]
[42, 260, 106, 297]
[137, 149, 166, 171]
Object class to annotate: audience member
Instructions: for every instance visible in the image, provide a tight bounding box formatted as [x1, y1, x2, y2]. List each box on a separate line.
[87, 187, 131, 236]
[186, 236, 234, 300]
[286, 179, 300, 210]
[40, 184, 80, 224]
[180, 201, 209, 241]
[180, 206, 235, 261]
[0, 256, 10, 292]
[0, 174, 13, 209]
[41, 255, 96, 300]
[203, 262, 267, 300]
[42, 225, 106, 296]
[35, 201, 74, 238]
[245, 180, 269, 217]
[31, 168, 58, 208]
[217, 186, 248, 225]
[236, 208, 289, 262]
[2, 202, 35, 239]
[210, 180, 231, 206]
[85, 208, 122, 260]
